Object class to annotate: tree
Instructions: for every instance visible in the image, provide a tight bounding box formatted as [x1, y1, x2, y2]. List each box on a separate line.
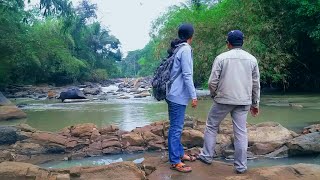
[146, 0, 320, 91]
[0, 0, 122, 87]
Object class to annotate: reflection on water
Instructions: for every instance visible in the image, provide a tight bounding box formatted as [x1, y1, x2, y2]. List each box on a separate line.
[40, 152, 151, 169]
[2, 94, 320, 132]
[246, 155, 320, 168]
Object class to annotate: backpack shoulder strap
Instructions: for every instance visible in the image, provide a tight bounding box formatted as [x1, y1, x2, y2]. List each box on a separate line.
[170, 44, 187, 83]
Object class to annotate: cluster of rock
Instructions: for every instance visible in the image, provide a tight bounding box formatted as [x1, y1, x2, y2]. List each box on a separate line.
[2, 85, 59, 99]
[0, 115, 320, 165]
[0, 161, 145, 180]
[114, 77, 152, 99]
[187, 118, 320, 159]
[147, 158, 320, 180]
[4, 77, 154, 102]
[1, 156, 320, 180]
[0, 121, 167, 164]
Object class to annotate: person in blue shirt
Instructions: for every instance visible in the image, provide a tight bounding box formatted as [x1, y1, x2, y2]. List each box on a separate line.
[166, 24, 198, 173]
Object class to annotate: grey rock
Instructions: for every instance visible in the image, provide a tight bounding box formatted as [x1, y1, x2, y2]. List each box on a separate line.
[265, 146, 289, 158]
[0, 126, 18, 145]
[286, 132, 320, 156]
[0, 92, 12, 106]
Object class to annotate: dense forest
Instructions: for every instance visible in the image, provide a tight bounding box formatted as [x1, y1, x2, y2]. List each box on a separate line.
[122, 0, 320, 92]
[0, 0, 121, 87]
[1, 0, 320, 92]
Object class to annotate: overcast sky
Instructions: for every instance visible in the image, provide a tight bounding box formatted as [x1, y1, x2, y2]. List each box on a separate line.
[70, 0, 185, 52]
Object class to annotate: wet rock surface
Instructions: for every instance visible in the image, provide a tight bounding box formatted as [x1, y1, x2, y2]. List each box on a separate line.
[148, 160, 320, 180]
[0, 161, 146, 180]
[0, 115, 318, 166]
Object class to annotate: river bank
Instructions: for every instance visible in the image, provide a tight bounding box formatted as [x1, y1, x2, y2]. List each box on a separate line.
[1, 158, 320, 180]
[1, 79, 320, 178]
[0, 116, 319, 165]
[0, 118, 319, 179]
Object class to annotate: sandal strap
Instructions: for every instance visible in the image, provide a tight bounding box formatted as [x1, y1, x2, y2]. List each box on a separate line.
[172, 162, 188, 168]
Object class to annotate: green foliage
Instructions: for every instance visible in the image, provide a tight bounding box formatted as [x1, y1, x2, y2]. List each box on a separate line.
[91, 69, 108, 82]
[119, 50, 142, 77]
[39, 0, 73, 17]
[119, 40, 161, 78]
[0, 0, 121, 87]
[140, 0, 320, 91]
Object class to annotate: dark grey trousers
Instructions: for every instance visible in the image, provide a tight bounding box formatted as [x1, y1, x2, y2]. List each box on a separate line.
[199, 102, 250, 172]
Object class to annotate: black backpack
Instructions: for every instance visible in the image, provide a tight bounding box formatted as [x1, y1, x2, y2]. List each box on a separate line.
[151, 45, 185, 101]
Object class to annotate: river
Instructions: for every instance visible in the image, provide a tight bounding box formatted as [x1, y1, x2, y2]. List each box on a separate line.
[2, 94, 320, 132]
[1, 94, 320, 169]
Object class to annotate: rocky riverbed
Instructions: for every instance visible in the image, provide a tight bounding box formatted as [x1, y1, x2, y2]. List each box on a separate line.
[1, 79, 319, 179]
[2, 77, 154, 101]
[0, 113, 319, 179]
[1, 154, 320, 179]
[0, 115, 319, 165]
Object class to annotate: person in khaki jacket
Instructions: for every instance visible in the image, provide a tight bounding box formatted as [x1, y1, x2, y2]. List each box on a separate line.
[198, 30, 260, 174]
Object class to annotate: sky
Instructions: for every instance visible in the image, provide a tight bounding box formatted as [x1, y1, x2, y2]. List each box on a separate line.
[71, 0, 186, 53]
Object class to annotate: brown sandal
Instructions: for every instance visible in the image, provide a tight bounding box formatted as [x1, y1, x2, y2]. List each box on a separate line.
[170, 163, 192, 173]
[181, 154, 196, 162]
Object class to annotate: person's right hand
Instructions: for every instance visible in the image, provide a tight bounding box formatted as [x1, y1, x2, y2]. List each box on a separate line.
[250, 106, 259, 117]
[192, 99, 198, 108]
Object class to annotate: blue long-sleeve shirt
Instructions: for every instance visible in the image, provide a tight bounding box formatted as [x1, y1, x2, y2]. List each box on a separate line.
[166, 43, 197, 105]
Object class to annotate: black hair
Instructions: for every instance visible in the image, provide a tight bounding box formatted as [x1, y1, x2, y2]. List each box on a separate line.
[167, 24, 194, 57]
[167, 38, 187, 57]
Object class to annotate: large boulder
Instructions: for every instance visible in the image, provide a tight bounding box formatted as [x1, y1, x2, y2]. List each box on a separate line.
[142, 131, 165, 150]
[16, 123, 36, 133]
[303, 124, 320, 134]
[0, 126, 18, 145]
[0, 161, 68, 180]
[248, 122, 293, 145]
[181, 129, 204, 148]
[265, 146, 289, 158]
[286, 132, 320, 156]
[133, 121, 164, 137]
[142, 156, 168, 176]
[251, 163, 320, 180]
[13, 142, 45, 155]
[102, 139, 122, 149]
[148, 158, 320, 180]
[73, 162, 145, 180]
[70, 123, 97, 137]
[0, 105, 27, 121]
[121, 132, 145, 147]
[32, 132, 68, 145]
[250, 142, 282, 155]
[99, 125, 119, 135]
[0, 151, 14, 162]
[58, 88, 86, 102]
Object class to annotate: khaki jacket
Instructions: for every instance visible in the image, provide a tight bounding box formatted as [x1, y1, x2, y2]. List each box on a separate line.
[208, 48, 260, 107]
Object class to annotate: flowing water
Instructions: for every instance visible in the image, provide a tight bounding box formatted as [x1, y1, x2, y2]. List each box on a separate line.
[2, 94, 320, 132]
[40, 152, 320, 169]
[2, 93, 320, 169]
